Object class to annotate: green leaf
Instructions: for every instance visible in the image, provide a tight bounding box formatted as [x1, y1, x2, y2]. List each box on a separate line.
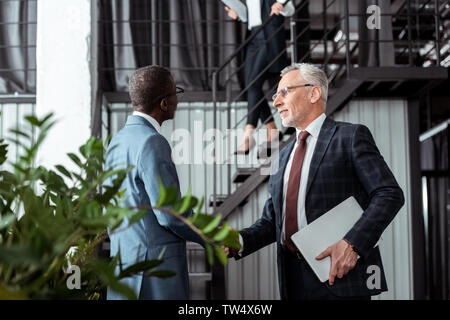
[156, 177, 179, 207]
[0, 214, 15, 231]
[127, 210, 147, 225]
[117, 189, 126, 199]
[221, 229, 242, 250]
[202, 214, 221, 233]
[0, 286, 28, 300]
[55, 165, 72, 179]
[0, 245, 41, 267]
[214, 245, 228, 266]
[205, 244, 214, 266]
[24, 115, 40, 126]
[9, 128, 30, 139]
[118, 260, 164, 279]
[173, 188, 198, 214]
[67, 153, 83, 168]
[213, 222, 230, 241]
[147, 270, 176, 278]
[0, 143, 7, 165]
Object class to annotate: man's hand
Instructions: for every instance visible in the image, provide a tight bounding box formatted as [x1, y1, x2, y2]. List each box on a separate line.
[219, 225, 240, 258]
[270, 2, 284, 16]
[225, 6, 238, 20]
[222, 245, 239, 258]
[315, 239, 358, 285]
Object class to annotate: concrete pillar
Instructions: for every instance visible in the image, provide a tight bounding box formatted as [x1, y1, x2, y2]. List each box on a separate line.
[36, 0, 97, 171]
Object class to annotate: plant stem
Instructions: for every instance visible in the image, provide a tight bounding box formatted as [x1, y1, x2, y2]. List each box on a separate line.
[135, 205, 214, 247]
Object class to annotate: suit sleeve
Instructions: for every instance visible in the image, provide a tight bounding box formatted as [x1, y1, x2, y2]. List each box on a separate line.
[138, 135, 205, 247]
[237, 195, 277, 259]
[343, 125, 405, 258]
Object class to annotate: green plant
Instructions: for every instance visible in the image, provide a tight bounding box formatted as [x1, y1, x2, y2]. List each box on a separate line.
[0, 113, 240, 300]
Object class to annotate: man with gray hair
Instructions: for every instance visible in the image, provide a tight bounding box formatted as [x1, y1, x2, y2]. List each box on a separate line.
[225, 63, 404, 300]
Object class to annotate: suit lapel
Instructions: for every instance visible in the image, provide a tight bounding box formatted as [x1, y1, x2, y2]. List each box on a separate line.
[305, 117, 337, 196]
[272, 138, 296, 219]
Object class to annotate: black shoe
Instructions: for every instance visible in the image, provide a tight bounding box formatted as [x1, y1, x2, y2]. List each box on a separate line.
[257, 131, 283, 159]
[233, 136, 256, 155]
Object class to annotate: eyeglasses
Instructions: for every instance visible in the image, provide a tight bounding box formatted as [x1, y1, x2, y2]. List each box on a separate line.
[153, 86, 184, 103]
[272, 84, 313, 100]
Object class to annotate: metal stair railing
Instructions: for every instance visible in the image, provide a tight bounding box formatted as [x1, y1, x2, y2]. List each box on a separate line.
[210, 0, 449, 214]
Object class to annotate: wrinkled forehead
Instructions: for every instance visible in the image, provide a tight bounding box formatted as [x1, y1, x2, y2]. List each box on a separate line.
[278, 69, 303, 89]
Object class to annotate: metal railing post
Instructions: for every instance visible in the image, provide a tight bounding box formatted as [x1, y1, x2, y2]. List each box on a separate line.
[407, 0, 413, 66]
[344, 0, 350, 78]
[151, 0, 157, 65]
[323, 0, 328, 76]
[290, 16, 297, 64]
[212, 72, 217, 212]
[434, 0, 441, 65]
[226, 66, 231, 196]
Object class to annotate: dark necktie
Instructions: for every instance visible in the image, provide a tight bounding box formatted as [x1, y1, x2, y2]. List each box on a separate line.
[285, 130, 310, 253]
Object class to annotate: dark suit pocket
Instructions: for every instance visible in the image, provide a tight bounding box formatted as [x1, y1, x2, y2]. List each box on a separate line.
[324, 248, 387, 298]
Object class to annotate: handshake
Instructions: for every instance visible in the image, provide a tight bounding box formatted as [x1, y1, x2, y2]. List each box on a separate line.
[222, 244, 240, 258]
[220, 226, 241, 258]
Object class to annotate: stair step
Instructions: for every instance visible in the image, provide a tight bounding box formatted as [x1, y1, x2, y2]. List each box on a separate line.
[188, 272, 212, 281]
[232, 167, 258, 184]
[208, 194, 228, 207]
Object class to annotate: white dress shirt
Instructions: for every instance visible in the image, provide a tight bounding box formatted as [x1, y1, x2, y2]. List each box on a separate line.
[238, 113, 326, 252]
[133, 110, 161, 134]
[247, 0, 295, 30]
[280, 113, 326, 245]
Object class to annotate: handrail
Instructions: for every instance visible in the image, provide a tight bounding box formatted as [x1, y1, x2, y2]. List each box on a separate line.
[223, 0, 310, 84]
[224, 13, 347, 134]
[214, 0, 294, 76]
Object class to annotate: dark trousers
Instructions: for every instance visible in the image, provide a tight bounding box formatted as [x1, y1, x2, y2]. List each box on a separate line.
[245, 29, 274, 127]
[282, 246, 371, 300]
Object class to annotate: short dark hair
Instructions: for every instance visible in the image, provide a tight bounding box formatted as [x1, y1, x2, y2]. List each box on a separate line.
[128, 65, 173, 113]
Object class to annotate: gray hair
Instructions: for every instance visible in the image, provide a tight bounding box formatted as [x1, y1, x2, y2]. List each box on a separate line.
[280, 63, 328, 102]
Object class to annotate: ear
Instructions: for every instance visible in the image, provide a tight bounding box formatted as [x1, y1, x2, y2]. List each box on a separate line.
[160, 98, 168, 111]
[310, 86, 322, 104]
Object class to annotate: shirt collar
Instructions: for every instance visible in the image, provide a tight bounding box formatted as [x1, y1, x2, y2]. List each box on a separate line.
[295, 113, 326, 139]
[132, 111, 161, 133]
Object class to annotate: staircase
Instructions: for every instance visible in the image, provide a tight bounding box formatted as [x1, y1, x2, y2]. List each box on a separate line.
[207, 0, 449, 298]
[209, 0, 450, 214]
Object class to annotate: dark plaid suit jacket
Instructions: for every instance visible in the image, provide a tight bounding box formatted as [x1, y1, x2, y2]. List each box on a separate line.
[238, 117, 405, 299]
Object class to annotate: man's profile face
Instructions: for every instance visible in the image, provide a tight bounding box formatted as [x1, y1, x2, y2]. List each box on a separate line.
[274, 70, 311, 129]
[163, 75, 178, 120]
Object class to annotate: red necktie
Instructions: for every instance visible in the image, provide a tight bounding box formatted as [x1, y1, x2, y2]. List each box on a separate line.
[285, 130, 310, 253]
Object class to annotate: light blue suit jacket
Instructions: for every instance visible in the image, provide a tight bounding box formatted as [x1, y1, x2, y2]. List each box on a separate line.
[105, 115, 204, 300]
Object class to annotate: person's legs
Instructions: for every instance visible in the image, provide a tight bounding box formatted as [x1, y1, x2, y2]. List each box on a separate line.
[244, 34, 267, 127]
[283, 249, 307, 300]
[237, 31, 270, 152]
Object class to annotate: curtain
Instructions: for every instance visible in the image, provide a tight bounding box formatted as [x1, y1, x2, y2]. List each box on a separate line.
[421, 127, 449, 299]
[0, 0, 37, 94]
[99, 0, 248, 92]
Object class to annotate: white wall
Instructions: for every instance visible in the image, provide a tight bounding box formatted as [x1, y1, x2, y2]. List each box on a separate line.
[36, 0, 96, 171]
[332, 99, 414, 300]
